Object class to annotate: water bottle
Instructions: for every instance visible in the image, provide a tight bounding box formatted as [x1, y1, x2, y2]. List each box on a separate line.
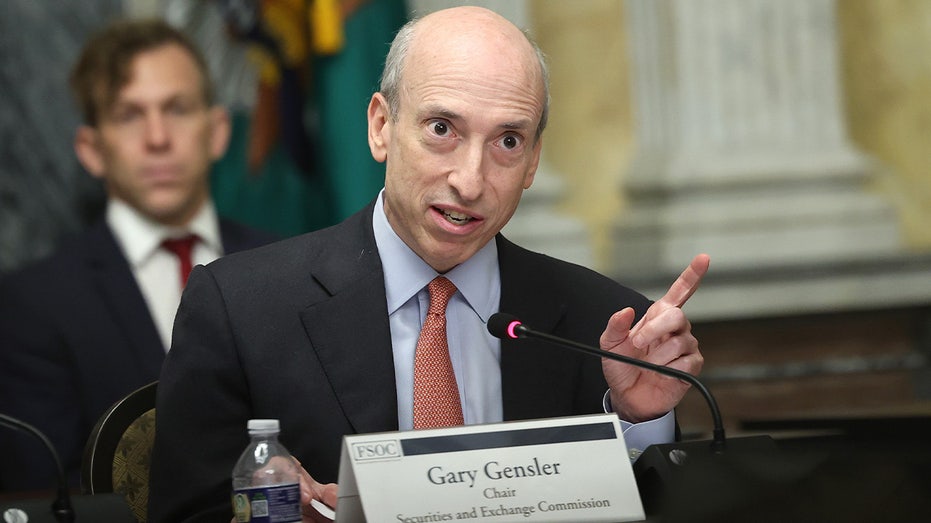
[231, 419, 302, 523]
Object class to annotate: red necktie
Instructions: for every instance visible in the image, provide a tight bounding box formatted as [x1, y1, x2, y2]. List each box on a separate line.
[161, 235, 197, 288]
[413, 277, 464, 429]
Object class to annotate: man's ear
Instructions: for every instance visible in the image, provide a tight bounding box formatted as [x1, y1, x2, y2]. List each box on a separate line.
[74, 125, 106, 179]
[367, 92, 391, 163]
[208, 106, 232, 161]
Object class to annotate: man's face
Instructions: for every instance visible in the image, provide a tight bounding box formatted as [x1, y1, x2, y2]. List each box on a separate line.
[75, 43, 228, 227]
[368, 16, 545, 273]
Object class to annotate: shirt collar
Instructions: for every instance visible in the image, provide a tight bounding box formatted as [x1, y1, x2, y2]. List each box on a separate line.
[106, 197, 223, 266]
[373, 190, 499, 322]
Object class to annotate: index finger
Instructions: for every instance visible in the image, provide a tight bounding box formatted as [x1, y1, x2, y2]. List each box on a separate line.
[658, 253, 710, 308]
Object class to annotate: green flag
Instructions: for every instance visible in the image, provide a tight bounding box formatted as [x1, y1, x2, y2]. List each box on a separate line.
[313, 0, 408, 221]
[211, 111, 331, 237]
[211, 0, 408, 236]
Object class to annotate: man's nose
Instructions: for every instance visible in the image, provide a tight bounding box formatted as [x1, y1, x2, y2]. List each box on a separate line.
[448, 142, 485, 201]
[144, 112, 170, 148]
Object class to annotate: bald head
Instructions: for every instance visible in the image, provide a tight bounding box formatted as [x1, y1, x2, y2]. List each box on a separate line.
[379, 6, 549, 141]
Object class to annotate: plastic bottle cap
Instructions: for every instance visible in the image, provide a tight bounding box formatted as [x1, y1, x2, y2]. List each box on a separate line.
[247, 419, 280, 433]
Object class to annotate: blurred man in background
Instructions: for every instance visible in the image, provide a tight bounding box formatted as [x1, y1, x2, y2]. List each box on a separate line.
[0, 18, 275, 491]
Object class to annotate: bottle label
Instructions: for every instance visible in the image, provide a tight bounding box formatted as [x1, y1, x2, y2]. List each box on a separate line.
[231, 483, 301, 523]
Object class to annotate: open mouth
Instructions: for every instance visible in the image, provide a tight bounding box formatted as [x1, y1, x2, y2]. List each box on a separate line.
[438, 208, 474, 225]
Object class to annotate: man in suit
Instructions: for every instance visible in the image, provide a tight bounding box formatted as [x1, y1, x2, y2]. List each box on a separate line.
[0, 19, 275, 491]
[149, 6, 708, 522]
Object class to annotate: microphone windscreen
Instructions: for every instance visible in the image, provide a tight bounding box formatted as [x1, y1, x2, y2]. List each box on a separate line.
[487, 312, 522, 339]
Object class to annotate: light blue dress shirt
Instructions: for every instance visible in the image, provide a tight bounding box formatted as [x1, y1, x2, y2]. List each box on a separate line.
[372, 191, 674, 458]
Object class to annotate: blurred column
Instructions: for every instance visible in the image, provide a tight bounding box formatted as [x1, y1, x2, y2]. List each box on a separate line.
[502, 162, 594, 269]
[614, 0, 918, 319]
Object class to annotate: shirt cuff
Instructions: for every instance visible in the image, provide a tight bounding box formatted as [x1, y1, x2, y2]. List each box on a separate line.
[603, 390, 676, 462]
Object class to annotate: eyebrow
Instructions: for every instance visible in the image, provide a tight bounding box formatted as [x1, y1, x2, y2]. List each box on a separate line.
[500, 120, 532, 131]
[419, 105, 460, 123]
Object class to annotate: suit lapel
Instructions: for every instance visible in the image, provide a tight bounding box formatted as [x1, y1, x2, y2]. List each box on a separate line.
[82, 220, 269, 380]
[299, 205, 399, 434]
[497, 235, 577, 421]
[497, 235, 566, 342]
[85, 224, 166, 376]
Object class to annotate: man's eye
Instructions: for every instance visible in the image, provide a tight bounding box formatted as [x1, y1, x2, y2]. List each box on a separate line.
[166, 99, 201, 116]
[111, 108, 141, 123]
[500, 134, 521, 150]
[167, 103, 190, 115]
[431, 121, 449, 136]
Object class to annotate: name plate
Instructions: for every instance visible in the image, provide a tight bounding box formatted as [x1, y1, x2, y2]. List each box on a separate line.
[335, 413, 644, 522]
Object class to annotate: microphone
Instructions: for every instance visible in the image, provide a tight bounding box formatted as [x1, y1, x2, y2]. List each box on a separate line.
[487, 312, 726, 451]
[0, 415, 135, 522]
[487, 312, 785, 518]
[488, 313, 931, 520]
[0, 413, 74, 522]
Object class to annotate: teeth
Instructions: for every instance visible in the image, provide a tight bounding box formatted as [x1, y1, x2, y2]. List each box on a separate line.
[441, 209, 472, 224]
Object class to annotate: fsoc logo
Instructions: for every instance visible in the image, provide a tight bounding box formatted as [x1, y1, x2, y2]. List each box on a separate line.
[351, 439, 401, 462]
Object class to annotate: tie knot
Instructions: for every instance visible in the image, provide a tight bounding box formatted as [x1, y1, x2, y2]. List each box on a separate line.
[427, 277, 457, 315]
[161, 234, 198, 257]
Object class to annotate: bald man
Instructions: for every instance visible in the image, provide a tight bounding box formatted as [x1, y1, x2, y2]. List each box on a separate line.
[148, 7, 708, 522]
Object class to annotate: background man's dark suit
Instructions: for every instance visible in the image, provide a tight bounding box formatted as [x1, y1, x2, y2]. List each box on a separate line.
[149, 201, 651, 522]
[0, 219, 275, 491]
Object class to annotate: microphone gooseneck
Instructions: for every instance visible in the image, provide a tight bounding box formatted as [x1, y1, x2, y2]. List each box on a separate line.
[0, 413, 76, 522]
[487, 312, 726, 453]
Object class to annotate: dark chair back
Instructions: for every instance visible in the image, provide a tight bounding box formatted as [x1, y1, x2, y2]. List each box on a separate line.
[82, 380, 158, 522]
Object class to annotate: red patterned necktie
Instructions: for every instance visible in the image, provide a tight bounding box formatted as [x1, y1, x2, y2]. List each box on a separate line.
[161, 235, 198, 288]
[412, 277, 464, 429]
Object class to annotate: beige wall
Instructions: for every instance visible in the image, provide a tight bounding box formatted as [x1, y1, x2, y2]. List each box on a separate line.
[837, 0, 931, 249]
[529, 0, 931, 264]
[529, 1, 631, 267]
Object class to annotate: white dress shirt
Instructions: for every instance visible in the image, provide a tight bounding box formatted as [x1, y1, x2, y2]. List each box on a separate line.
[372, 191, 673, 459]
[107, 198, 224, 351]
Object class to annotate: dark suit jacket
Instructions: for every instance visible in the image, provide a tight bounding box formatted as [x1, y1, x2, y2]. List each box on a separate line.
[148, 201, 652, 522]
[0, 218, 275, 491]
